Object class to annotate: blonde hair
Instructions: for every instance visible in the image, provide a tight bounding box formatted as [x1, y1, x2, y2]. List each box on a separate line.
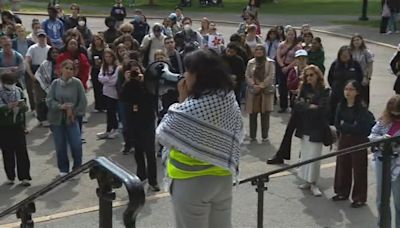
[119, 22, 134, 33]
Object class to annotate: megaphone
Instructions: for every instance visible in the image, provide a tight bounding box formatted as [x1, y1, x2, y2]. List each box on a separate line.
[144, 61, 183, 96]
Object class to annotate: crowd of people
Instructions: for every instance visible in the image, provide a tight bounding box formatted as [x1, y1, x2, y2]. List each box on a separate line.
[0, 0, 399, 227]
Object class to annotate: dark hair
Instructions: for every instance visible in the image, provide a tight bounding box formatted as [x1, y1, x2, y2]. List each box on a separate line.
[47, 6, 57, 13]
[181, 17, 192, 25]
[126, 50, 140, 62]
[164, 36, 174, 43]
[265, 27, 279, 42]
[1, 10, 13, 20]
[248, 0, 261, 7]
[1, 72, 16, 84]
[102, 48, 117, 75]
[340, 80, 364, 108]
[350, 34, 367, 50]
[276, 25, 286, 40]
[230, 33, 242, 43]
[105, 16, 116, 28]
[226, 42, 241, 54]
[337, 45, 352, 62]
[47, 47, 59, 61]
[184, 49, 234, 98]
[122, 59, 144, 75]
[77, 16, 87, 23]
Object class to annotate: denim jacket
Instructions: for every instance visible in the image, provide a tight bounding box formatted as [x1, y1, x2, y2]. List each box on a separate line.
[368, 120, 400, 181]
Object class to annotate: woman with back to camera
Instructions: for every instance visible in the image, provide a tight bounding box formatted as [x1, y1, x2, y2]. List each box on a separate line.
[333, 80, 375, 208]
[157, 49, 244, 228]
[369, 95, 400, 228]
[294, 65, 330, 197]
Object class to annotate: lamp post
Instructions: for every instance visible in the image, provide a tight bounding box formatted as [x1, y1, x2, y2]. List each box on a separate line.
[359, 0, 369, 21]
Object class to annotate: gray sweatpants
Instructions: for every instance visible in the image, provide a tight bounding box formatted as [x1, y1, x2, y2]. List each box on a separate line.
[170, 175, 233, 228]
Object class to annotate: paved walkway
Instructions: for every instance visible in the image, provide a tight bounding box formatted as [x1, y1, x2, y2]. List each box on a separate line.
[18, 1, 400, 47]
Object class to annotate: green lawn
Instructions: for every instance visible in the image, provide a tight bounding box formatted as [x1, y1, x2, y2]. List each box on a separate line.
[27, 0, 381, 16]
[331, 19, 381, 28]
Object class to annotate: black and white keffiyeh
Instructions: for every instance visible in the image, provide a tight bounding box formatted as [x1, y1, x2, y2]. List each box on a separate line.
[156, 90, 244, 175]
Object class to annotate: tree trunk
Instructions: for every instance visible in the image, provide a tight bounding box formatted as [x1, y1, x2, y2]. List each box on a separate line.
[149, 0, 155, 5]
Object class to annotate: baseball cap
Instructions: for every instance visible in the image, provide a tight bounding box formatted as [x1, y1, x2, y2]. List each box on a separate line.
[295, 49, 308, 58]
[37, 29, 46, 36]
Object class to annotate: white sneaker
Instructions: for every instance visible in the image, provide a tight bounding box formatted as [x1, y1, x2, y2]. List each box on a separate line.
[5, 179, 14, 185]
[20, 179, 31, 186]
[298, 183, 311, 189]
[97, 131, 109, 139]
[107, 129, 119, 139]
[59, 172, 68, 177]
[310, 184, 322, 197]
[41, 121, 50, 127]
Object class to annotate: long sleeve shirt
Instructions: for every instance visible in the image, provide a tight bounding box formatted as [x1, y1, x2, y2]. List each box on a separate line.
[98, 66, 119, 99]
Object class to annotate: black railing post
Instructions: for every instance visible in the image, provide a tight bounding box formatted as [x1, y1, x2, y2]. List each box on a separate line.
[379, 142, 393, 228]
[252, 176, 269, 228]
[90, 166, 119, 228]
[16, 202, 35, 228]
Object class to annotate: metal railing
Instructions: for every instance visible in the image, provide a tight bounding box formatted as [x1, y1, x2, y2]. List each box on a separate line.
[239, 136, 400, 228]
[0, 157, 145, 228]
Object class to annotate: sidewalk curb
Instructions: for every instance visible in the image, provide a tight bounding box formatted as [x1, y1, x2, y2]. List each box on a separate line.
[15, 11, 397, 50]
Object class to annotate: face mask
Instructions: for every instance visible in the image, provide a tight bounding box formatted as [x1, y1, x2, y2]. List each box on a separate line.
[183, 24, 191, 31]
[3, 84, 15, 90]
[78, 21, 85, 27]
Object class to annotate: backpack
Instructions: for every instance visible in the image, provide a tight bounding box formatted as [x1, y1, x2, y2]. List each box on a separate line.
[287, 66, 300, 91]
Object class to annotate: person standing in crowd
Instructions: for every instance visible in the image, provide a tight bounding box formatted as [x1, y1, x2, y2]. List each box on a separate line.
[237, 13, 253, 35]
[140, 23, 166, 67]
[264, 27, 280, 60]
[287, 50, 308, 106]
[75, 17, 93, 48]
[301, 32, 313, 52]
[162, 17, 173, 37]
[119, 60, 159, 190]
[350, 34, 374, 107]
[157, 49, 243, 228]
[46, 59, 87, 177]
[390, 44, 400, 94]
[276, 27, 301, 113]
[88, 34, 107, 113]
[97, 49, 120, 140]
[34, 47, 59, 127]
[110, 0, 127, 29]
[64, 3, 80, 31]
[295, 65, 330, 197]
[244, 0, 261, 19]
[328, 45, 363, 124]
[277, 25, 286, 41]
[42, 6, 64, 49]
[204, 22, 225, 54]
[307, 37, 325, 74]
[245, 24, 263, 55]
[333, 80, 375, 208]
[164, 36, 184, 74]
[198, 17, 210, 37]
[25, 29, 51, 125]
[223, 42, 246, 105]
[369, 95, 400, 228]
[0, 36, 25, 89]
[103, 16, 122, 48]
[176, 17, 203, 47]
[0, 72, 31, 186]
[26, 19, 42, 44]
[245, 45, 275, 141]
[114, 34, 140, 52]
[130, 11, 150, 44]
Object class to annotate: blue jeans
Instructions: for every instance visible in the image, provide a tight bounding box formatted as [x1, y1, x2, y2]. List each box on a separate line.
[388, 13, 398, 32]
[375, 159, 400, 228]
[51, 121, 83, 173]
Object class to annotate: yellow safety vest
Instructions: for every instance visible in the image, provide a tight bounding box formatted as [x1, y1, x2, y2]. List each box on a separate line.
[167, 148, 231, 179]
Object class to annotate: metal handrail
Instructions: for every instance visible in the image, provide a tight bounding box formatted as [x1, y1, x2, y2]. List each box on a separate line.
[0, 157, 145, 228]
[238, 135, 400, 228]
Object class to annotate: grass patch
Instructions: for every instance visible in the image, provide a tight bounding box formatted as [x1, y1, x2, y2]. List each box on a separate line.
[25, 0, 382, 16]
[330, 19, 381, 28]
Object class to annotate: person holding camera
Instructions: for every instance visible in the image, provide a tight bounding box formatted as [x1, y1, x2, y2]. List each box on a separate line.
[0, 72, 31, 186]
[119, 60, 160, 191]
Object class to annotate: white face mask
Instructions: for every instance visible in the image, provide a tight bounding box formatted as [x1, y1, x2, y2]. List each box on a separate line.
[78, 21, 85, 27]
[183, 24, 191, 31]
[3, 84, 15, 90]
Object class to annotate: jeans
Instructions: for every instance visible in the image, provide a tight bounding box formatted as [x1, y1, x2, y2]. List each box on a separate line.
[375, 159, 400, 228]
[104, 96, 118, 132]
[51, 121, 83, 173]
[388, 12, 398, 32]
